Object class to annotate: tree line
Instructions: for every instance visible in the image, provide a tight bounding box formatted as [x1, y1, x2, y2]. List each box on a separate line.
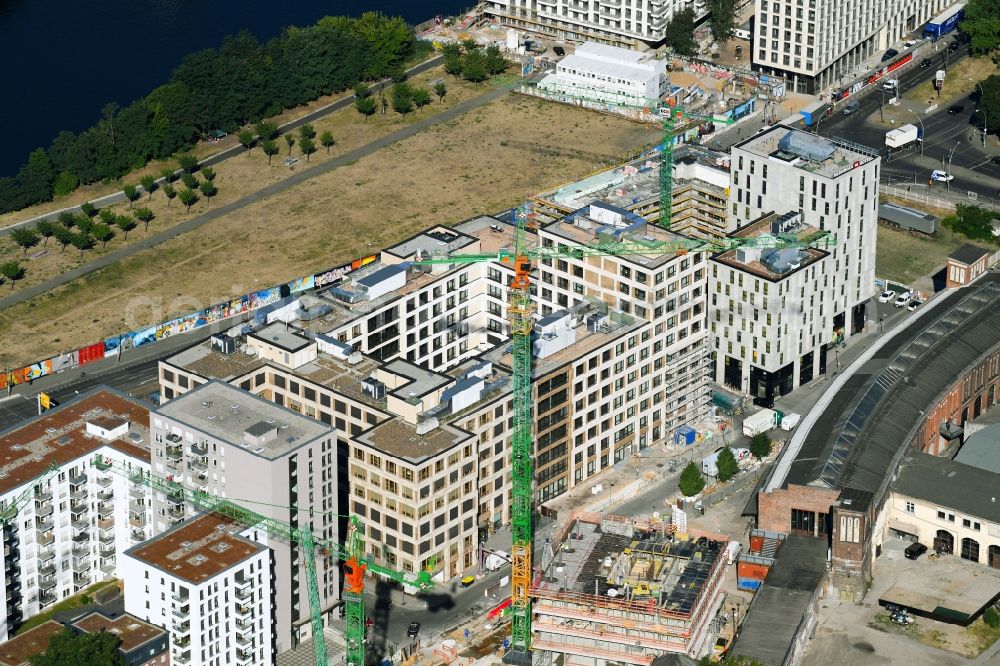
[0, 12, 415, 214]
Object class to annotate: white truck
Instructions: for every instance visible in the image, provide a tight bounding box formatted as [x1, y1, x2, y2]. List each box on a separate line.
[742, 408, 778, 437]
[484, 550, 510, 571]
[702, 447, 751, 477]
[885, 124, 922, 149]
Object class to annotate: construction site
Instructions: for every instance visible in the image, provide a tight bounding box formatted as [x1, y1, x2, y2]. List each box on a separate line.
[530, 512, 728, 665]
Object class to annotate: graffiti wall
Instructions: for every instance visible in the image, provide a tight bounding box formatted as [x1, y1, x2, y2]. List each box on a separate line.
[0, 253, 379, 391]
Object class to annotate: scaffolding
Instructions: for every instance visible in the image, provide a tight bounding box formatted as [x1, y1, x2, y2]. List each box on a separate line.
[531, 512, 728, 664]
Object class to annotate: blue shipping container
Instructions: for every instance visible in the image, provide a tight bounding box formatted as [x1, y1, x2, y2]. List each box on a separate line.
[738, 578, 762, 591]
[674, 425, 696, 446]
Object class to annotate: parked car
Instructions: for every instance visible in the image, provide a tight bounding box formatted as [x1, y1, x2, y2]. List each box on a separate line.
[992, 156, 1000, 166]
[948, 40, 961, 52]
[948, 104, 965, 114]
[843, 101, 861, 115]
[881, 48, 899, 62]
[919, 58, 932, 68]
[407, 622, 421, 638]
[461, 575, 476, 587]
[905, 541, 928, 559]
[894, 292, 912, 307]
[907, 300, 922, 311]
[878, 289, 895, 303]
[931, 169, 954, 182]
[553, 45, 566, 56]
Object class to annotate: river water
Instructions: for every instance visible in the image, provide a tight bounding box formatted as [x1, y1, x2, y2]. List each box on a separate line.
[0, 0, 467, 177]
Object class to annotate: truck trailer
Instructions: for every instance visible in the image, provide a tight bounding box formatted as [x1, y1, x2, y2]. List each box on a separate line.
[886, 124, 922, 149]
[923, 2, 966, 40]
[799, 101, 830, 126]
[742, 408, 778, 437]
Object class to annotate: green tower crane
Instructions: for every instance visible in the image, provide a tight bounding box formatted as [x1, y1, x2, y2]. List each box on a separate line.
[92, 455, 433, 666]
[414, 208, 835, 658]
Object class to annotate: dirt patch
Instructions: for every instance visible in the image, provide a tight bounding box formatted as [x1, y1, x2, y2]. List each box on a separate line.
[0, 94, 659, 368]
[875, 222, 990, 284]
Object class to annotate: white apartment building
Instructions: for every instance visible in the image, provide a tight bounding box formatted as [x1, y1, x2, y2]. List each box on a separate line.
[752, 0, 954, 93]
[539, 42, 667, 105]
[0, 389, 153, 642]
[123, 512, 273, 666]
[710, 211, 836, 399]
[150, 382, 338, 655]
[485, 0, 707, 48]
[722, 127, 879, 384]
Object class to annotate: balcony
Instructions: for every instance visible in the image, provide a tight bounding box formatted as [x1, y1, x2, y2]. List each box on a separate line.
[99, 560, 115, 574]
[97, 517, 114, 530]
[165, 490, 184, 505]
[172, 592, 189, 604]
[97, 488, 113, 501]
[175, 620, 190, 635]
[34, 503, 53, 518]
[129, 486, 146, 500]
[167, 505, 185, 519]
[38, 546, 55, 562]
[34, 515, 53, 530]
[73, 572, 91, 586]
[70, 488, 89, 502]
[174, 652, 192, 665]
[93, 457, 111, 471]
[96, 475, 113, 488]
[171, 604, 190, 619]
[36, 532, 54, 547]
[236, 649, 254, 664]
[37, 576, 56, 591]
[166, 445, 183, 461]
[69, 472, 87, 486]
[99, 542, 115, 556]
[71, 516, 90, 531]
[128, 514, 146, 529]
[97, 502, 113, 517]
[190, 443, 208, 457]
[39, 591, 56, 607]
[236, 634, 254, 649]
[38, 563, 55, 577]
[72, 532, 89, 545]
[33, 489, 52, 502]
[174, 635, 191, 649]
[189, 474, 209, 489]
[99, 528, 114, 543]
[235, 603, 253, 618]
[72, 545, 90, 559]
[188, 458, 208, 473]
[130, 529, 146, 542]
[235, 586, 252, 601]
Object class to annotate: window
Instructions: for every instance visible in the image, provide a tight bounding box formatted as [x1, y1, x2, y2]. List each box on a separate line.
[905, 501, 915, 514]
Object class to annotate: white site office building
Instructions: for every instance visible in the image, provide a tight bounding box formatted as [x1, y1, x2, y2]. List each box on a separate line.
[539, 42, 668, 105]
[486, 0, 708, 48]
[122, 512, 274, 666]
[712, 126, 879, 401]
[752, 0, 956, 93]
[0, 389, 154, 642]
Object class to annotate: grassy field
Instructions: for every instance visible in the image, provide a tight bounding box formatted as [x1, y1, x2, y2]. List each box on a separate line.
[0, 66, 485, 294]
[903, 54, 998, 107]
[0, 46, 437, 231]
[0, 95, 660, 368]
[875, 220, 991, 284]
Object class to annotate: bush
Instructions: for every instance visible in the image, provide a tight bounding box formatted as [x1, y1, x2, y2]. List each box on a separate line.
[750, 433, 773, 459]
[678, 462, 706, 497]
[985, 607, 1000, 628]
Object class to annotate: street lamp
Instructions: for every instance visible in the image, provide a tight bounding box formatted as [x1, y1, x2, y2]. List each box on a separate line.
[905, 108, 925, 156]
[944, 141, 960, 191]
[975, 82, 988, 148]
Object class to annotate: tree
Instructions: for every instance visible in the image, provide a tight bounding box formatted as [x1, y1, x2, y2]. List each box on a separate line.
[298, 123, 316, 141]
[80, 202, 96, 218]
[177, 153, 199, 173]
[58, 211, 77, 229]
[75, 214, 92, 235]
[261, 139, 279, 165]
[391, 83, 414, 114]
[0, 261, 24, 290]
[353, 82, 369, 99]
[178, 188, 199, 212]
[943, 203, 1000, 242]
[749, 433, 772, 459]
[976, 75, 1000, 137]
[35, 219, 55, 245]
[699, 656, 768, 666]
[140, 174, 156, 199]
[706, 0, 738, 45]
[199, 180, 218, 204]
[412, 88, 432, 111]
[98, 208, 116, 225]
[71, 232, 93, 259]
[986, 607, 1000, 628]
[715, 447, 739, 482]
[162, 183, 176, 207]
[284, 133, 296, 155]
[53, 224, 73, 252]
[238, 129, 255, 156]
[299, 137, 316, 161]
[355, 95, 377, 120]
[255, 121, 279, 142]
[442, 43, 463, 76]
[320, 131, 335, 153]
[961, 0, 1000, 55]
[678, 462, 705, 497]
[434, 81, 447, 102]
[134, 207, 155, 231]
[180, 172, 198, 189]
[116, 214, 137, 239]
[52, 171, 79, 197]
[664, 8, 698, 56]
[201, 166, 216, 182]
[159, 167, 176, 183]
[92, 222, 114, 248]
[122, 183, 139, 208]
[484, 44, 508, 75]
[10, 227, 40, 255]
[29, 627, 126, 666]
[462, 50, 489, 84]
[18, 148, 54, 206]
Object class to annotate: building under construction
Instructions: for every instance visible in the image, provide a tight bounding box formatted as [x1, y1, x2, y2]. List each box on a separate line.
[531, 512, 727, 664]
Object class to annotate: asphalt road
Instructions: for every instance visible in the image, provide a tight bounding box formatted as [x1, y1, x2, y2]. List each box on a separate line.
[0, 74, 509, 312]
[817, 47, 1000, 198]
[0, 55, 444, 237]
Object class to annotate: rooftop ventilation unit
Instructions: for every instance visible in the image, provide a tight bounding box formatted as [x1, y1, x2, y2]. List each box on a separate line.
[777, 132, 835, 162]
[362, 378, 386, 400]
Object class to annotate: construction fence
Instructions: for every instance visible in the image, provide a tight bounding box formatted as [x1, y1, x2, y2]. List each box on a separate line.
[880, 183, 1000, 212]
[0, 253, 379, 391]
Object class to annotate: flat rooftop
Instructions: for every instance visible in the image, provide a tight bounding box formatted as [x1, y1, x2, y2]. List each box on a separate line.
[713, 212, 829, 281]
[354, 418, 471, 462]
[0, 620, 63, 666]
[126, 512, 265, 585]
[155, 380, 332, 458]
[734, 126, 879, 179]
[0, 389, 150, 496]
[166, 340, 267, 381]
[878, 539, 1000, 624]
[249, 322, 312, 352]
[382, 224, 480, 261]
[71, 611, 166, 653]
